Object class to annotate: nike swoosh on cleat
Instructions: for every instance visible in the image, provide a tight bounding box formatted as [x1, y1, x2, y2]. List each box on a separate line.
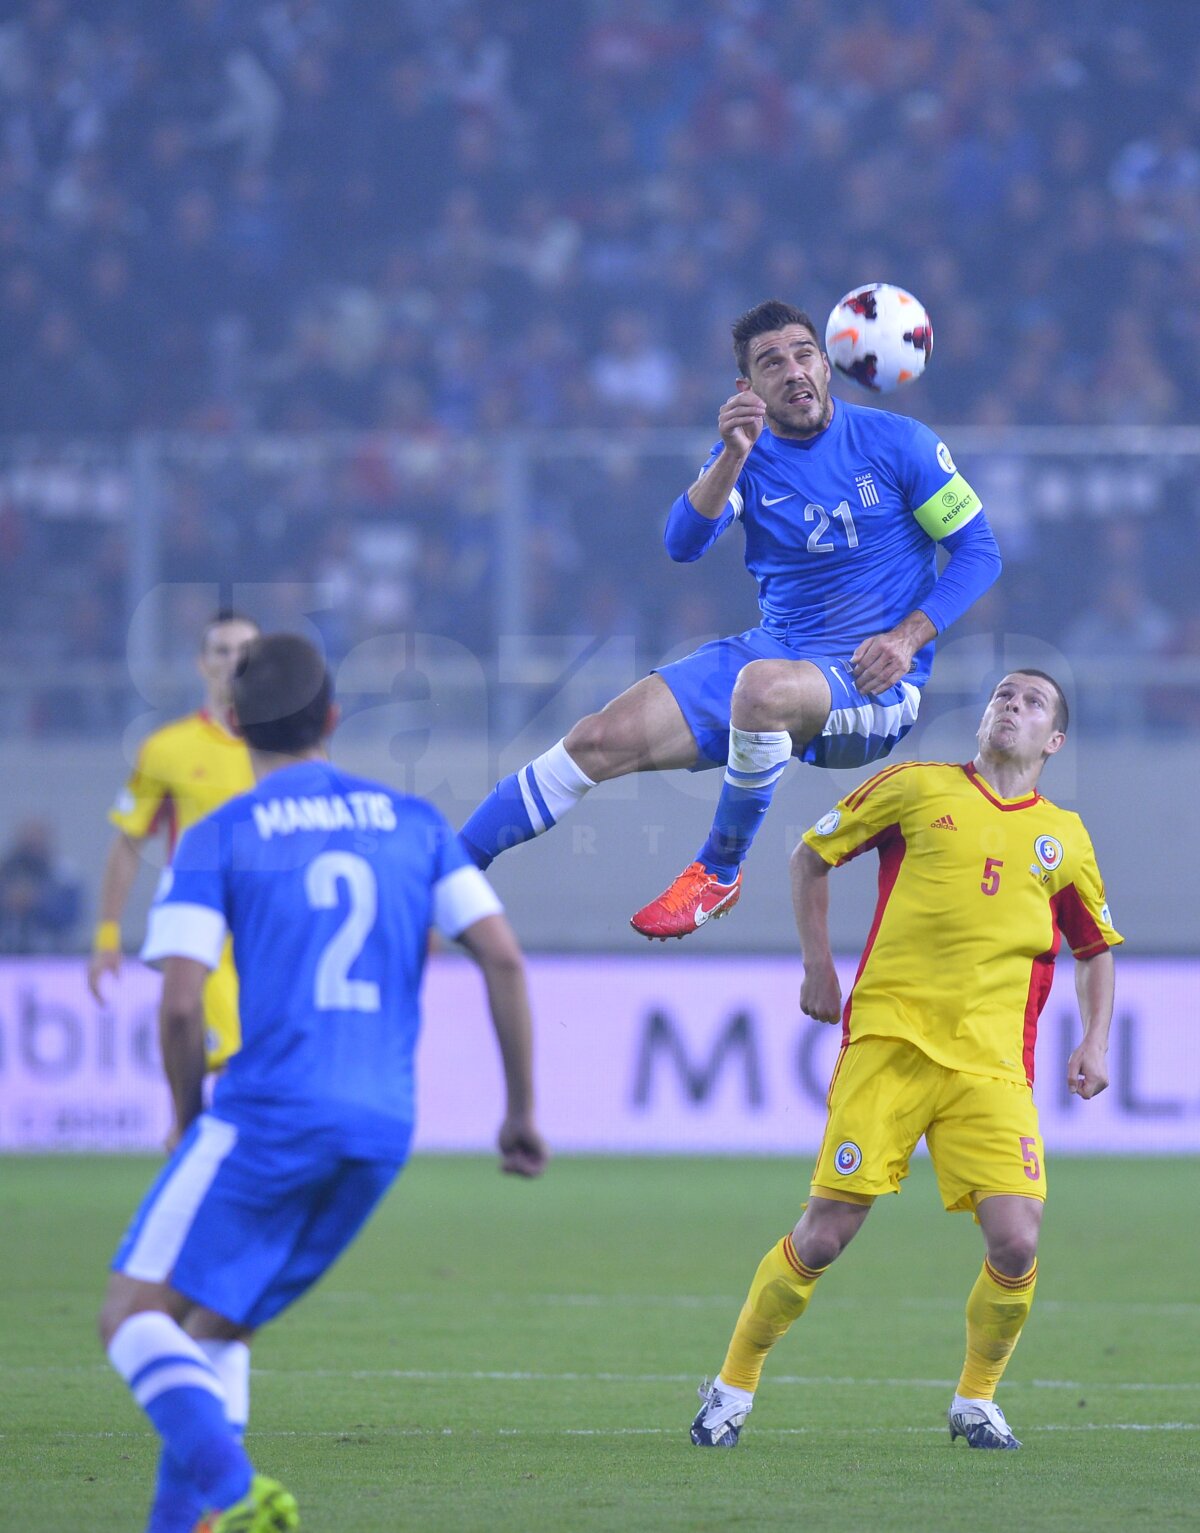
[762, 493, 796, 506]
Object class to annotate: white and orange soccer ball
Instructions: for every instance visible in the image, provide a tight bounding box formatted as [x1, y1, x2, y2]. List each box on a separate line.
[825, 283, 933, 393]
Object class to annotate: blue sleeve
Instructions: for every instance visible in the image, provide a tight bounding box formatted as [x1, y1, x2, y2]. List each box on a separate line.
[917, 512, 1002, 634]
[664, 492, 735, 562]
[161, 818, 227, 913]
[427, 805, 472, 882]
[893, 417, 957, 506]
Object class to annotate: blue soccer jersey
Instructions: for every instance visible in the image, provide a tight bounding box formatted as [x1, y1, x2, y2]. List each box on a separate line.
[141, 760, 502, 1158]
[667, 399, 987, 685]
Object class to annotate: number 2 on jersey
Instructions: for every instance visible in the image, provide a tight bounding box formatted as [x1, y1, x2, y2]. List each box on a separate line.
[304, 851, 381, 1013]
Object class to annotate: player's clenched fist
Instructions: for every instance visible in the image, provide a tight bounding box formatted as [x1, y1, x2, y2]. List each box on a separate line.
[718, 384, 766, 456]
[498, 1115, 549, 1177]
[1066, 1042, 1109, 1100]
[800, 963, 842, 1025]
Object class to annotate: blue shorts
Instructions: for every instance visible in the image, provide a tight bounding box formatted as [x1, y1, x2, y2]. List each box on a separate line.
[111, 1113, 405, 1329]
[654, 626, 923, 770]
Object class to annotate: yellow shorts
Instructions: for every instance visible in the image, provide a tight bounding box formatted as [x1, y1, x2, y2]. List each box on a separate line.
[811, 1036, 1046, 1214]
[202, 939, 241, 1070]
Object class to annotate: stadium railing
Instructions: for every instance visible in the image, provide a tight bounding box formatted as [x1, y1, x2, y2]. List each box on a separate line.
[0, 426, 1197, 740]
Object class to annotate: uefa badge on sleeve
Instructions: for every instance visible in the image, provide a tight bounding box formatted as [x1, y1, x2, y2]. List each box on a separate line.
[834, 1141, 863, 1175]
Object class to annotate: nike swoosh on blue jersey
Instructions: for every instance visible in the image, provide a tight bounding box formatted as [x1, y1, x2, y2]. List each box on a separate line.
[761, 493, 796, 506]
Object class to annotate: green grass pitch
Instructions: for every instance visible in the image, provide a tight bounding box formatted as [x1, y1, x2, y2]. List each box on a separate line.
[2, 1154, 1196, 1532]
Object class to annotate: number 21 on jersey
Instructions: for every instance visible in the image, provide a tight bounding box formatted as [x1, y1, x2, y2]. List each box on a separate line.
[804, 501, 860, 553]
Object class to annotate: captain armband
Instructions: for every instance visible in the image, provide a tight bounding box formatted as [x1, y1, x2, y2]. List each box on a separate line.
[912, 473, 982, 540]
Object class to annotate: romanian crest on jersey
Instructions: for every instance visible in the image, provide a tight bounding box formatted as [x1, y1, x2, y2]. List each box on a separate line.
[834, 1141, 863, 1175]
[1033, 835, 1063, 872]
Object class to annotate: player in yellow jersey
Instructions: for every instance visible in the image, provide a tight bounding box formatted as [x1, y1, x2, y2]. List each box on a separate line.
[88, 611, 259, 1084]
[691, 669, 1121, 1452]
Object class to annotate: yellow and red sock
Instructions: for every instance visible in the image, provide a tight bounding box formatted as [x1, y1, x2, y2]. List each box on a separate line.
[719, 1235, 827, 1394]
[957, 1257, 1038, 1400]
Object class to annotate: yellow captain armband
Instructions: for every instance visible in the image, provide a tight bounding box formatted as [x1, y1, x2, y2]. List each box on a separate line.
[912, 472, 982, 540]
[93, 920, 121, 953]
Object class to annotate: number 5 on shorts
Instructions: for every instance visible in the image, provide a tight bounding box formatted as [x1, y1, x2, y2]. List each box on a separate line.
[1019, 1136, 1041, 1182]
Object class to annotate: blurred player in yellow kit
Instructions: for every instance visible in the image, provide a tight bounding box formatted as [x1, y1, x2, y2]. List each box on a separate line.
[691, 670, 1121, 1452]
[87, 611, 259, 1082]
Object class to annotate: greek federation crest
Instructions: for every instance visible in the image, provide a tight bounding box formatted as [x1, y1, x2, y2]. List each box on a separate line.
[813, 810, 841, 837]
[834, 1140, 863, 1175]
[1033, 835, 1063, 872]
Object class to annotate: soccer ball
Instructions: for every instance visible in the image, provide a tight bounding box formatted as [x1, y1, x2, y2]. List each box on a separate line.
[825, 283, 933, 393]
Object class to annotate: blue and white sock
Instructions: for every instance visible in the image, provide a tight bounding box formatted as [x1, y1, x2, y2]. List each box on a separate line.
[108, 1313, 253, 1515]
[145, 1342, 248, 1533]
[458, 740, 596, 869]
[697, 727, 792, 882]
[145, 1340, 250, 1533]
[197, 1338, 250, 1438]
[147, 1448, 206, 1533]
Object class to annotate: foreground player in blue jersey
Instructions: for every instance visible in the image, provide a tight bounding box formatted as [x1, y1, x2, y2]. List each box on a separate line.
[98, 634, 547, 1533]
[460, 299, 1001, 937]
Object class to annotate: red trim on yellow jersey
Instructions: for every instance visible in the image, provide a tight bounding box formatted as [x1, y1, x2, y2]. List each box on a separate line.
[1022, 924, 1062, 1085]
[196, 707, 233, 742]
[962, 762, 1041, 812]
[844, 760, 925, 813]
[842, 826, 907, 1044]
[1051, 881, 1109, 957]
[830, 823, 903, 869]
[148, 791, 179, 858]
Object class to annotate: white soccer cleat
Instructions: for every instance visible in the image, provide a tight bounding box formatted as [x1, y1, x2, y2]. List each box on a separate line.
[690, 1377, 753, 1447]
[947, 1396, 1022, 1450]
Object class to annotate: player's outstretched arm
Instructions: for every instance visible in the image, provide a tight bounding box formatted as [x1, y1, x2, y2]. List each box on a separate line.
[158, 955, 209, 1146]
[790, 843, 842, 1024]
[87, 832, 144, 1001]
[456, 913, 549, 1177]
[1066, 949, 1115, 1100]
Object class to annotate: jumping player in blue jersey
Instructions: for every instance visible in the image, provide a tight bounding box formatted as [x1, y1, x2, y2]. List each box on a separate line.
[98, 634, 547, 1533]
[459, 299, 1001, 939]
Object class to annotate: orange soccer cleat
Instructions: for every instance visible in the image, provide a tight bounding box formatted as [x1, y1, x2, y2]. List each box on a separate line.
[630, 862, 742, 940]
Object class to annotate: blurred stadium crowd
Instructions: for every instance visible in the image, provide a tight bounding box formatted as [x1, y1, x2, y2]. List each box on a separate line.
[1, 0, 1199, 729]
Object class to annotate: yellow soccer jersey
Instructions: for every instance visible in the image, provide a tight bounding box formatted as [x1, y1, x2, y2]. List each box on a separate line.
[803, 760, 1122, 1087]
[109, 711, 254, 853]
[109, 711, 253, 1068]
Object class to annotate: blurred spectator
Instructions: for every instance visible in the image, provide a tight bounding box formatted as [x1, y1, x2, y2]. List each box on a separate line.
[1061, 571, 1172, 731]
[590, 308, 680, 419]
[0, 0, 1196, 438]
[0, 0, 1196, 739]
[0, 819, 84, 952]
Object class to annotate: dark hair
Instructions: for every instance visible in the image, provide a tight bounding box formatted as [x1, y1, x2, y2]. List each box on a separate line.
[232, 634, 332, 754]
[1000, 668, 1070, 733]
[732, 300, 822, 377]
[200, 608, 259, 652]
